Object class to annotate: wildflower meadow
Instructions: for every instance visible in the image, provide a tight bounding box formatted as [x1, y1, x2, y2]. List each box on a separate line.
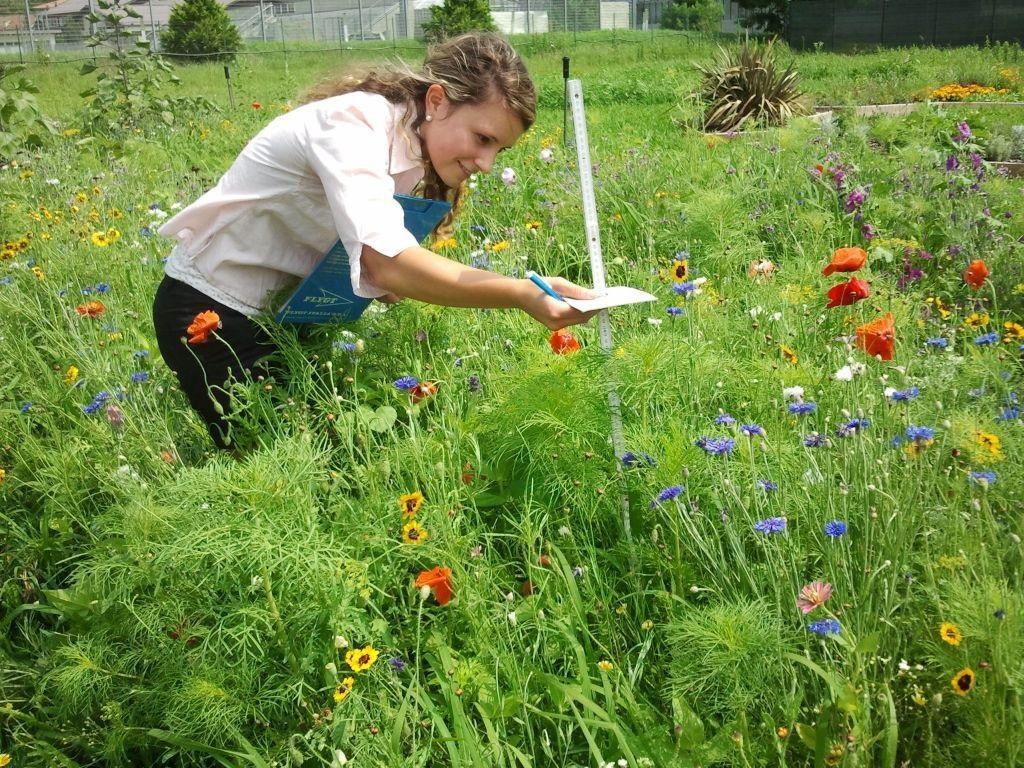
[2, 30, 1024, 768]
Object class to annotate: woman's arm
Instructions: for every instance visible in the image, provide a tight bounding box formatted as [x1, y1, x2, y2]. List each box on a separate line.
[360, 244, 597, 331]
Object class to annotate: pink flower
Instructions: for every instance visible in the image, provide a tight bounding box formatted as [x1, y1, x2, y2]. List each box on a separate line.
[500, 167, 517, 186]
[797, 581, 833, 614]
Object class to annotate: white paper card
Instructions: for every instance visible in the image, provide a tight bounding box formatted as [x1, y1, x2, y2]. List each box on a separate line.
[563, 286, 657, 312]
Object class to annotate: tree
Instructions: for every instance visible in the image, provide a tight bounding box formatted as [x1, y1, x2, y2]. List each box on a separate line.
[735, 0, 789, 37]
[421, 0, 496, 42]
[661, 0, 723, 33]
[160, 0, 242, 63]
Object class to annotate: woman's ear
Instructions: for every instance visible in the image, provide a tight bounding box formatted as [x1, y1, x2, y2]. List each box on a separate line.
[425, 83, 448, 119]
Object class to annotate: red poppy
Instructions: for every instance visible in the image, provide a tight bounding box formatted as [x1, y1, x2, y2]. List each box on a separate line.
[822, 246, 867, 276]
[187, 310, 222, 344]
[549, 329, 581, 355]
[251, 101, 261, 110]
[415, 566, 453, 606]
[963, 259, 988, 290]
[75, 300, 106, 318]
[410, 380, 438, 404]
[856, 313, 895, 361]
[826, 277, 871, 308]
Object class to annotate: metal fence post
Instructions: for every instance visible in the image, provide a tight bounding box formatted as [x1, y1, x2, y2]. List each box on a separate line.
[879, 0, 886, 46]
[309, 0, 315, 40]
[23, 0, 36, 52]
[16, 25, 24, 64]
[356, 0, 363, 40]
[147, 0, 157, 49]
[526, 0, 531, 35]
[259, 0, 267, 43]
[563, 0, 567, 32]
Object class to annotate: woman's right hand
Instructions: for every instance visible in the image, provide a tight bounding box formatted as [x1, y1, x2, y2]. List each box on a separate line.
[519, 276, 599, 331]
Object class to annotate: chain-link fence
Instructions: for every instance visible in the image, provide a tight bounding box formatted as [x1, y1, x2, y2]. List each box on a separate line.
[0, 0, 696, 55]
[787, 0, 1024, 50]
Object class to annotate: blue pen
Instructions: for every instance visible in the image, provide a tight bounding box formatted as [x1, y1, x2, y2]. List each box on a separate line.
[526, 270, 566, 302]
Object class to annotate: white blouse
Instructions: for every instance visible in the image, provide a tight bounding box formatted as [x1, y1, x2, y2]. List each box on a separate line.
[158, 91, 426, 317]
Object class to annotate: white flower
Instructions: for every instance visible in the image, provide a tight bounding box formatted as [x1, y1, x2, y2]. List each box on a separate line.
[500, 167, 517, 186]
[507, 611, 517, 625]
[149, 208, 168, 220]
[334, 635, 349, 649]
[849, 361, 866, 376]
[558, 525, 571, 536]
[771, 312, 783, 322]
[749, 305, 764, 318]
[783, 386, 804, 401]
[898, 659, 911, 672]
[332, 750, 349, 767]
[539, 148, 554, 164]
[883, 387, 897, 399]
[618, 760, 629, 768]
[45, 178, 61, 186]
[647, 317, 663, 327]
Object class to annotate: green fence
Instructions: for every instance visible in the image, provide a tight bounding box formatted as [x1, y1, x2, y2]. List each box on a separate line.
[787, 0, 1024, 50]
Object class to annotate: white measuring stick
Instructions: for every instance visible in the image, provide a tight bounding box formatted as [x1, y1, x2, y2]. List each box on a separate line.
[567, 79, 632, 543]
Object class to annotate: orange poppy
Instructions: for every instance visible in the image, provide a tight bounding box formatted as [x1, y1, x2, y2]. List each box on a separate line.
[826, 277, 871, 308]
[187, 310, 222, 344]
[410, 381, 438, 404]
[963, 259, 988, 290]
[855, 313, 895, 361]
[75, 300, 106, 318]
[549, 329, 581, 355]
[822, 246, 867, 276]
[415, 566, 453, 606]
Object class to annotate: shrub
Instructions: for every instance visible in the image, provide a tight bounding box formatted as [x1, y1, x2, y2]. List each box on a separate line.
[696, 41, 806, 132]
[421, 0, 496, 43]
[661, 0, 723, 34]
[0, 63, 56, 161]
[160, 0, 242, 63]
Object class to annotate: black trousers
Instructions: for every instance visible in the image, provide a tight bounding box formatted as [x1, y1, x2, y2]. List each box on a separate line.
[152, 275, 276, 448]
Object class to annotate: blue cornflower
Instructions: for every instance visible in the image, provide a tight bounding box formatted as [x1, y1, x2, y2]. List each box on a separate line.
[757, 479, 778, 492]
[824, 520, 847, 538]
[0, 276, 14, 286]
[20, 402, 32, 413]
[837, 418, 870, 437]
[788, 402, 817, 415]
[753, 516, 786, 535]
[666, 306, 684, 316]
[808, 618, 841, 637]
[996, 406, 1020, 422]
[888, 386, 920, 402]
[82, 391, 111, 415]
[621, 451, 656, 469]
[968, 387, 987, 398]
[925, 337, 948, 349]
[139, 226, 153, 237]
[697, 436, 736, 456]
[470, 224, 487, 235]
[803, 432, 829, 448]
[906, 425, 935, 442]
[394, 376, 419, 391]
[467, 375, 481, 393]
[741, 423, 765, 437]
[133, 349, 150, 359]
[672, 281, 698, 297]
[974, 332, 999, 346]
[130, 371, 149, 384]
[968, 470, 997, 486]
[715, 413, 736, 426]
[389, 656, 407, 673]
[651, 485, 685, 507]
[95, 283, 111, 293]
[80, 286, 93, 295]
[571, 565, 585, 578]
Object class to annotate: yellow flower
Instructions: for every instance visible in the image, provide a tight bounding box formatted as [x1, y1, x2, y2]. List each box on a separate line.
[911, 690, 927, 706]
[398, 491, 424, 518]
[31, 266, 45, 281]
[345, 645, 379, 672]
[939, 622, 962, 646]
[106, 227, 121, 243]
[669, 259, 689, 283]
[925, 296, 951, 319]
[0, 753, 10, 767]
[91, 231, 110, 247]
[1003, 321, 1024, 343]
[1013, 283, 1024, 296]
[74, 191, 88, 203]
[20, 169, 34, 180]
[597, 660, 614, 672]
[109, 207, 123, 219]
[973, 431, 1003, 461]
[64, 365, 79, 385]
[0, 468, 6, 485]
[525, 220, 541, 232]
[654, 190, 667, 199]
[951, 667, 975, 696]
[433, 236, 458, 251]
[780, 345, 798, 365]
[333, 676, 355, 703]
[488, 240, 510, 252]
[401, 519, 428, 545]
[62, 127, 80, 136]
[965, 312, 990, 329]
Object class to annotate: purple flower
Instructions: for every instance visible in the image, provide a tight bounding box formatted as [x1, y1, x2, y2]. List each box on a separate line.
[715, 413, 736, 426]
[836, 418, 870, 438]
[974, 332, 999, 346]
[467, 375, 481, 393]
[996, 406, 1020, 422]
[844, 186, 867, 213]
[888, 386, 920, 402]
[945, 155, 959, 172]
[130, 371, 149, 384]
[925, 337, 948, 349]
[754, 516, 786, 535]
[757, 479, 778, 492]
[105, 404, 124, 427]
[394, 376, 419, 391]
[906, 425, 935, 442]
[672, 281, 699, 297]
[861, 223, 876, 240]
[968, 470, 996, 486]
[803, 432, 829, 448]
[741, 423, 765, 436]
[666, 306, 684, 316]
[621, 451, 656, 469]
[20, 402, 32, 414]
[955, 121, 972, 143]
[389, 656, 407, 673]
[788, 402, 817, 416]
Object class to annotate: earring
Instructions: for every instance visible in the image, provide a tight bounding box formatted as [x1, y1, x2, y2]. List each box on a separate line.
[425, 114, 433, 122]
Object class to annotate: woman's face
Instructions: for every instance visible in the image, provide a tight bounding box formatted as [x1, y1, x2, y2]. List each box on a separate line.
[420, 84, 525, 188]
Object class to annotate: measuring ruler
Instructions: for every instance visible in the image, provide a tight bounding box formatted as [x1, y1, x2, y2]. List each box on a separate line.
[567, 79, 632, 543]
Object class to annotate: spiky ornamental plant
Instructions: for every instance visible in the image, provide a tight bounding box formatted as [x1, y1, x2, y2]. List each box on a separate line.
[696, 41, 806, 133]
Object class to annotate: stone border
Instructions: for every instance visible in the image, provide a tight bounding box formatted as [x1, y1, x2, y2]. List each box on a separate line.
[814, 101, 1024, 117]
